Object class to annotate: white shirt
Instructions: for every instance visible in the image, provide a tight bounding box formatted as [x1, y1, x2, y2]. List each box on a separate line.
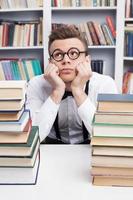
[26, 72, 118, 143]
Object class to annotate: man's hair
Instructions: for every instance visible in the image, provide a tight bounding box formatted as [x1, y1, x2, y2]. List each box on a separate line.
[48, 25, 88, 55]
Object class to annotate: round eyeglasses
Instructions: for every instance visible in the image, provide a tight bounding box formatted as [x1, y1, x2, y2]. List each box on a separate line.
[50, 47, 87, 62]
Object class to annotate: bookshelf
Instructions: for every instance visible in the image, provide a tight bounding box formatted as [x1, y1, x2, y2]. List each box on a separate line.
[50, 0, 126, 92]
[0, 0, 51, 80]
[122, 0, 133, 93]
[0, 0, 129, 92]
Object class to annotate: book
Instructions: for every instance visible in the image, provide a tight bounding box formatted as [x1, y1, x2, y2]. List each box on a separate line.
[92, 146, 133, 157]
[0, 139, 39, 167]
[0, 80, 26, 100]
[93, 123, 133, 137]
[91, 137, 133, 147]
[93, 176, 133, 187]
[91, 166, 133, 177]
[94, 112, 133, 124]
[97, 93, 133, 112]
[0, 119, 31, 144]
[0, 98, 25, 111]
[0, 110, 30, 132]
[92, 155, 133, 168]
[0, 126, 38, 156]
[0, 152, 40, 185]
[0, 106, 24, 121]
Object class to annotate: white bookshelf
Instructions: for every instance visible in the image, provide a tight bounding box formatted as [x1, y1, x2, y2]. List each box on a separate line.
[0, 0, 127, 92]
[51, 2, 118, 87]
[0, 0, 51, 71]
[120, 0, 133, 90]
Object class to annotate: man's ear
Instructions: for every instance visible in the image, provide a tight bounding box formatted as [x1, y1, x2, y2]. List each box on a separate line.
[86, 55, 91, 62]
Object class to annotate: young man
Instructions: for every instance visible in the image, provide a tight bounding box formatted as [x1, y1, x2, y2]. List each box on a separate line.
[26, 26, 118, 144]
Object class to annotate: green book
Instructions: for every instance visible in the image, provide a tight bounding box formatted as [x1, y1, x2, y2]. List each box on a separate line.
[0, 126, 39, 157]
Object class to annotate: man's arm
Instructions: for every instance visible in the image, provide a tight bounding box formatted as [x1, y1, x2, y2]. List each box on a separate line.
[26, 63, 65, 142]
[78, 76, 119, 136]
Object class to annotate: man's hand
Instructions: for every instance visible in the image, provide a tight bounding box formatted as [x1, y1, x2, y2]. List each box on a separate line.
[71, 56, 92, 92]
[71, 56, 92, 106]
[44, 63, 65, 104]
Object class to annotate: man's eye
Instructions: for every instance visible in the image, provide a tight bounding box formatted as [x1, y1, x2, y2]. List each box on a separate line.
[55, 52, 62, 58]
[70, 51, 78, 56]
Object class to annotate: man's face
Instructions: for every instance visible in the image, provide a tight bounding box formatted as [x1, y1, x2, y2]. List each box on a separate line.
[49, 38, 87, 83]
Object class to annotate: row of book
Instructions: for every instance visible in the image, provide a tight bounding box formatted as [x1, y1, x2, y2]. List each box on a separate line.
[125, 24, 133, 57]
[123, 71, 133, 94]
[51, 0, 117, 7]
[125, 0, 133, 18]
[52, 16, 116, 46]
[0, 0, 43, 9]
[0, 18, 43, 47]
[0, 59, 42, 81]
[0, 80, 40, 184]
[91, 93, 133, 187]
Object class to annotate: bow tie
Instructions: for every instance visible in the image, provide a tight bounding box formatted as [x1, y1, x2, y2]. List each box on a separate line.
[62, 91, 73, 100]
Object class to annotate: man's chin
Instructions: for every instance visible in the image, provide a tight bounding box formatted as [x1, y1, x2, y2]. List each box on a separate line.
[60, 75, 75, 83]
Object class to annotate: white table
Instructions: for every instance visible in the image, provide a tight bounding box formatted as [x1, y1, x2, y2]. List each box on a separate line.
[0, 145, 133, 200]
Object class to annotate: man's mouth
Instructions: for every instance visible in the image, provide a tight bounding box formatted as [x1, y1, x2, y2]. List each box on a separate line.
[60, 68, 74, 74]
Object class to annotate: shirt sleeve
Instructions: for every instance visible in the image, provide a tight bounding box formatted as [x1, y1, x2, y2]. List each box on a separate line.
[34, 97, 60, 142]
[26, 81, 60, 142]
[78, 97, 96, 136]
[78, 76, 119, 137]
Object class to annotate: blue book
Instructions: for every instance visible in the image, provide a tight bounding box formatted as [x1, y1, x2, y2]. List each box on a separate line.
[0, 110, 30, 132]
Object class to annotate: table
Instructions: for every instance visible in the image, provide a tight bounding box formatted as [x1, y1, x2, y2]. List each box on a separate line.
[0, 145, 133, 200]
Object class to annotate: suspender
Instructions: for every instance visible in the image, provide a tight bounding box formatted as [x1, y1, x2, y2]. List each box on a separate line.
[53, 80, 90, 141]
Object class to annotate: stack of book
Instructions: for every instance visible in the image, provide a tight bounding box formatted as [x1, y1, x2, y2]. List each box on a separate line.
[0, 80, 40, 185]
[91, 93, 133, 187]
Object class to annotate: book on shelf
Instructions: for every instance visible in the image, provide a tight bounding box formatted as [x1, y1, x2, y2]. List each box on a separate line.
[0, 59, 42, 81]
[123, 71, 133, 94]
[92, 176, 133, 187]
[51, 0, 116, 7]
[0, 80, 27, 99]
[92, 146, 133, 157]
[0, 18, 42, 47]
[91, 136, 133, 147]
[0, 126, 38, 157]
[0, 152, 40, 185]
[91, 166, 133, 177]
[97, 93, 133, 112]
[0, 110, 30, 132]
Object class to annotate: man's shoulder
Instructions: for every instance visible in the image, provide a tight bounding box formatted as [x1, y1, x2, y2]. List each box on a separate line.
[28, 74, 51, 88]
[90, 72, 114, 84]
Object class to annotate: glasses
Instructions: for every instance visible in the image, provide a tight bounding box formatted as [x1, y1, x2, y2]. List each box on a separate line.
[50, 47, 87, 62]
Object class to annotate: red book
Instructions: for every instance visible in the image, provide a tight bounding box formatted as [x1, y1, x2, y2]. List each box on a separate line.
[106, 16, 116, 39]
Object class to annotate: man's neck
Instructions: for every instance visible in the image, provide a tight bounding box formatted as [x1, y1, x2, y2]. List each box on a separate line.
[65, 82, 72, 91]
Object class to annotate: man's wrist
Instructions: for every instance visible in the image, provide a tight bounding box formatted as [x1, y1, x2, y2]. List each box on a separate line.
[50, 88, 65, 104]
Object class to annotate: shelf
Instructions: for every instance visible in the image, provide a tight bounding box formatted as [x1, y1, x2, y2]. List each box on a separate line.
[125, 18, 133, 22]
[88, 45, 116, 49]
[0, 46, 44, 50]
[123, 57, 133, 61]
[52, 7, 117, 11]
[0, 8, 43, 12]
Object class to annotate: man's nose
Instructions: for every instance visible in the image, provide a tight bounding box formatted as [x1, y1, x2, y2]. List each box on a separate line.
[62, 53, 71, 62]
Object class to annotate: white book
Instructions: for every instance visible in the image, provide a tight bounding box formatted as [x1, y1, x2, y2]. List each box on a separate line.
[0, 80, 27, 100]
[0, 110, 30, 132]
[0, 152, 40, 185]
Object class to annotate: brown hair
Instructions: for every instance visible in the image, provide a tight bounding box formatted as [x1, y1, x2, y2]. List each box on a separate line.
[48, 25, 88, 55]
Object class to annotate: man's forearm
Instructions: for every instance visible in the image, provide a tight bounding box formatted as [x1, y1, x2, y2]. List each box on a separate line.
[72, 88, 88, 107]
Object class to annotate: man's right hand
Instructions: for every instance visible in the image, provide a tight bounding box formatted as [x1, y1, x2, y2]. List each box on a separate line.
[44, 63, 65, 104]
